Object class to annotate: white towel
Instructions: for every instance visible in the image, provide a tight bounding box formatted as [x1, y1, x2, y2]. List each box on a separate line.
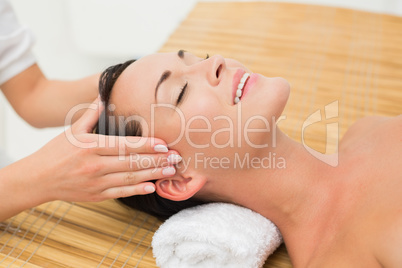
[152, 203, 282, 268]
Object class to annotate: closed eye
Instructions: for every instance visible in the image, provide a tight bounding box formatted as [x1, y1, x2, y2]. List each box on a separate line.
[174, 53, 207, 105]
[176, 82, 188, 105]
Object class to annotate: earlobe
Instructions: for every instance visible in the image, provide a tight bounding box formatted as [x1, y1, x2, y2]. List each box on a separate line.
[156, 174, 206, 201]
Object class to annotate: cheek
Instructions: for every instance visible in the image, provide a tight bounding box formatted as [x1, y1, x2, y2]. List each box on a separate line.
[182, 95, 220, 148]
[150, 95, 221, 146]
[151, 108, 184, 144]
[186, 94, 217, 117]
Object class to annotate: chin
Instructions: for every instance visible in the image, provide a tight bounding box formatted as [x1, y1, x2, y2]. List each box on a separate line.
[259, 76, 290, 114]
[271, 77, 290, 108]
[272, 77, 290, 93]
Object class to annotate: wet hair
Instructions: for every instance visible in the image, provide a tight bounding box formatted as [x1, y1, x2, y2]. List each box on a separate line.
[95, 59, 206, 220]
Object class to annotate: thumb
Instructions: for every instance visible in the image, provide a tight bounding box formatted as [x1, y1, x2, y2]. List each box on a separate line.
[71, 96, 104, 134]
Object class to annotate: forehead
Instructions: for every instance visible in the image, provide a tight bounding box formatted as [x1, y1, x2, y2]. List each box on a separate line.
[110, 52, 177, 117]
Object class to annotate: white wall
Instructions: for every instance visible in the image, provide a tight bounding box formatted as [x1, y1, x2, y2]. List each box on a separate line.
[1, 0, 401, 162]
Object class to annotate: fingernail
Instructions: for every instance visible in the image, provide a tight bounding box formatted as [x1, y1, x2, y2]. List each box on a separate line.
[162, 166, 176, 176]
[167, 154, 182, 163]
[154, 144, 168, 153]
[145, 185, 155, 193]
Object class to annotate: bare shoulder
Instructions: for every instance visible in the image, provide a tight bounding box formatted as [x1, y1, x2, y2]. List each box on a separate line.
[373, 115, 402, 267]
[374, 213, 402, 267]
[342, 116, 389, 138]
[340, 115, 402, 267]
[340, 116, 385, 145]
[340, 115, 401, 151]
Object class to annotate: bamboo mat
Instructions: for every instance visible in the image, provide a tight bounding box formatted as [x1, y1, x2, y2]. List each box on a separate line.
[1, 2, 402, 267]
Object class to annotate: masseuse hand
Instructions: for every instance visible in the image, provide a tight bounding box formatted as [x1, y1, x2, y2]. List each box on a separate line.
[25, 97, 180, 203]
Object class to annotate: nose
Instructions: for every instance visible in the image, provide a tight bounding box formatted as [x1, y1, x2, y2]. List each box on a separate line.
[205, 55, 226, 86]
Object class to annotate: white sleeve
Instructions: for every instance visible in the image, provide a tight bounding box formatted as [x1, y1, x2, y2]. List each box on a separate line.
[0, 0, 36, 85]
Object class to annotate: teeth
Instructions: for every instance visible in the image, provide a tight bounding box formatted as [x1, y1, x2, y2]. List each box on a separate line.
[234, 73, 250, 104]
[240, 73, 250, 83]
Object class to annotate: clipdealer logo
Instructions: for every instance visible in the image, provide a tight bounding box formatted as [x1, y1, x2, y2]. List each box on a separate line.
[64, 100, 339, 167]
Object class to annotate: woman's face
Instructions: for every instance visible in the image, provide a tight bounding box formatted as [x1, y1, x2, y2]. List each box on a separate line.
[110, 51, 290, 174]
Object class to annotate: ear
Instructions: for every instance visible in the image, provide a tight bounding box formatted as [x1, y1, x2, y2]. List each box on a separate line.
[155, 173, 207, 201]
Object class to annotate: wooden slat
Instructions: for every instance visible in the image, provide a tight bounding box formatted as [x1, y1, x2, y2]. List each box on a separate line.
[0, 201, 160, 267]
[1, 2, 401, 267]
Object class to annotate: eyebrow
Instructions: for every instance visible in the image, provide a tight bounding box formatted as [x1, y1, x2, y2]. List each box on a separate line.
[154, 50, 185, 100]
[178, 49, 185, 58]
[154, 70, 171, 100]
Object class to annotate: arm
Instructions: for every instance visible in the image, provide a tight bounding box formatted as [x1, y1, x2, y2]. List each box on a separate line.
[1, 63, 99, 128]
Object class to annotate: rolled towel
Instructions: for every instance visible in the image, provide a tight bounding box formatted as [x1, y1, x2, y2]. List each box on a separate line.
[152, 203, 282, 268]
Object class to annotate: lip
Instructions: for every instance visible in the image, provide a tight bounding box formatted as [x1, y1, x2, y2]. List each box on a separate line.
[241, 73, 258, 100]
[232, 69, 246, 104]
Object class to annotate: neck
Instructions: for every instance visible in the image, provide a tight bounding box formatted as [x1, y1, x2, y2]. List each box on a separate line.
[201, 130, 343, 266]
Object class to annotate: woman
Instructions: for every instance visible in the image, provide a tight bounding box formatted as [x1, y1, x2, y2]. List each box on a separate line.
[96, 50, 401, 267]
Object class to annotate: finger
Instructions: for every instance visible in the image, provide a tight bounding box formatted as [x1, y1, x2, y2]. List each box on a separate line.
[95, 136, 170, 155]
[99, 151, 182, 174]
[101, 182, 156, 199]
[102, 166, 176, 189]
[74, 96, 104, 133]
